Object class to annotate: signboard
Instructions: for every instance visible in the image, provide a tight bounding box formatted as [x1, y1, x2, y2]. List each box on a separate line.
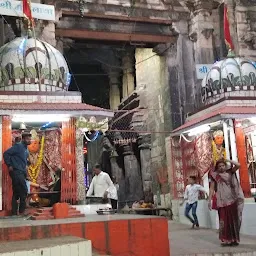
[196, 64, 213, 80]
[0, 0, 55, 21]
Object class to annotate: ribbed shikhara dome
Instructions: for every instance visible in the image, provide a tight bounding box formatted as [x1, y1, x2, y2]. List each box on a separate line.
[201, 56, 256, 102]
[0, 36, 71, 91]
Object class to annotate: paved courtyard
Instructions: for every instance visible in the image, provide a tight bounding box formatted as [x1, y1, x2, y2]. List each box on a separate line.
[169, 221, 256, 256]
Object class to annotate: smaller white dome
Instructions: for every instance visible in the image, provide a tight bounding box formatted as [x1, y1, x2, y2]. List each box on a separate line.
[0, 37, 71, 91]
[201, 57, 256, 102]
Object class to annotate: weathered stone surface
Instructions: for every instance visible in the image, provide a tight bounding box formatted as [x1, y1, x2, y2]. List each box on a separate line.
[123, 144, 144, 202]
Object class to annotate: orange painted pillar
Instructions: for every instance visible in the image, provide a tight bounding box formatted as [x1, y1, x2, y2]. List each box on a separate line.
[61, 117, 77, 204]
[2, 116, 12, 213]
[235, 121, 251, 198]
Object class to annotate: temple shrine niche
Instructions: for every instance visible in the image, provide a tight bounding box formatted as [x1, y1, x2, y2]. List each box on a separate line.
[171, 53, 256, 204]
[0, 32, 113, 216]
[212, 130, 226, 165]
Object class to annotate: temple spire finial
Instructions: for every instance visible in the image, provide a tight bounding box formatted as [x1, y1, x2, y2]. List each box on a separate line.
[227, 49, 235, 58]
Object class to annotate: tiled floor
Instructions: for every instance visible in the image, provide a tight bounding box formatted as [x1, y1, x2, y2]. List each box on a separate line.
[169, 221, 256, 256]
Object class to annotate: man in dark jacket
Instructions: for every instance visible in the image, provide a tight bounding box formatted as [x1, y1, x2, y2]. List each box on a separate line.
[3, 133, 31, 215]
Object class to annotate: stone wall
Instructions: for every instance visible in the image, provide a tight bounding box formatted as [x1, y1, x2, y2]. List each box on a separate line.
[235, 4, 256, 59]
[135, 48, 172, 207]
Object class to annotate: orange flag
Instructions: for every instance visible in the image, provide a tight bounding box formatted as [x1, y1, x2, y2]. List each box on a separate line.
[23, 0, 34, 27]
[224, 5, 234, 50]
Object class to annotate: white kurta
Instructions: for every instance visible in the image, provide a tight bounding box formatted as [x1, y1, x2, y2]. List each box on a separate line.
[87, 171, 114, 197]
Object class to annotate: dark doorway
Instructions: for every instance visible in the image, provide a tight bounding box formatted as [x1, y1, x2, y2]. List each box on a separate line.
[68, 63, 110, 109]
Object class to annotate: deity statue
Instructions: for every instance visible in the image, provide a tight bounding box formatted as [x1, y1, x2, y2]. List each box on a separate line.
[212, 130, 226, 165]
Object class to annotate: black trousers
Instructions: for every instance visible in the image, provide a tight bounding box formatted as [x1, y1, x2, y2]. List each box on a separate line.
[111, 199, 118, 210]
[10, 171, 28, 215]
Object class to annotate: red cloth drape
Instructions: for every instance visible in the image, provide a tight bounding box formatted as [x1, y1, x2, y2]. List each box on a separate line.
[224, 5, 234, 50]
[23, 0, 34, 26]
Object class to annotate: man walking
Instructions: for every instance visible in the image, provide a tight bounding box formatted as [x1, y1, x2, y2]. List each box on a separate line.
[180, 176, 208, 229]
[3, 133, 31, 216]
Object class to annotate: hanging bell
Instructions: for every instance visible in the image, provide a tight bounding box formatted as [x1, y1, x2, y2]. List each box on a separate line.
[19, 122, 27, 130]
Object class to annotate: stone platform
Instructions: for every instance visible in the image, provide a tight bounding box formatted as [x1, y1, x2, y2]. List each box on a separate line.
[0, 236, 92, 256]
[0, 214, 170, 256]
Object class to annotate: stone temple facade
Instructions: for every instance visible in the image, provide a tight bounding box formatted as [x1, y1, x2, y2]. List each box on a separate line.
[1, 0, 256, 208]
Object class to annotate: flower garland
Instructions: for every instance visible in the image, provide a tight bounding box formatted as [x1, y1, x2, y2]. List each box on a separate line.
[28, 136, 45, 183]
[212, 140, 226, 165]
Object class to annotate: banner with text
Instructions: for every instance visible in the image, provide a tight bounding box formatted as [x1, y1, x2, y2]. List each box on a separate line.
[0, 0, 55, 21]
[196, 64, 213, 80]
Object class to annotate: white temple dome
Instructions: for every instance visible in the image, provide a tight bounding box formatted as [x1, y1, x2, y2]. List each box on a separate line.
[0, 37, 71, 91]
[201, 56, 256, 102]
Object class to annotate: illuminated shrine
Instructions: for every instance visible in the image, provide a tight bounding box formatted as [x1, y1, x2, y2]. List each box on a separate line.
[0, 34, 113, 215]
[170, 54, 256, 201]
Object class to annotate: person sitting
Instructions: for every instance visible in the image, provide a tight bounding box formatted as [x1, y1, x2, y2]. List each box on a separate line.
[37, 168, 62, 207]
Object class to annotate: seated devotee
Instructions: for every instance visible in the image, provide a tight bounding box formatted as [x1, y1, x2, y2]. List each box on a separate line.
[36, 168, 62, 207]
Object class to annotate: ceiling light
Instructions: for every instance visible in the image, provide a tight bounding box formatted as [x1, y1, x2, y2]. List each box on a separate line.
[12, 114, 70, 123]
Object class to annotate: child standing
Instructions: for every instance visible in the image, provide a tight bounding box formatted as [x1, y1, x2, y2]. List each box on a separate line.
[180, 176, 208, 229]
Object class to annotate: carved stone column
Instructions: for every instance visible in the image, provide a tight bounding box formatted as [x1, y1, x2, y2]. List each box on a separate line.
[76, 130, 86, 204]
[190, 0, 214, 64]
[109, 72, 121, 110]
[187, 1, 215, 108]
[123, 144, 144, 203]
[122, 52, 135, 99]
[138, 134, 152, 193]
[235, 1, 256, 58]
[39, 22, 56, 47]
[110, 153, 126, 205]
[0, 18, 4, 47]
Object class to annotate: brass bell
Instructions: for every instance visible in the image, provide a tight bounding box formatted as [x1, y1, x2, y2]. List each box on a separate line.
[19, 122, 27, 130]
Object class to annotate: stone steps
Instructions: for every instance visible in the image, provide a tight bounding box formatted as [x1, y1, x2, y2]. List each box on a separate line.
[0, 236, 92, 256]
[30, 206, 85, 220]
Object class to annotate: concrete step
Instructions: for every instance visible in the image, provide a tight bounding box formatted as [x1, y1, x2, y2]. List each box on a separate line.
[31, 206, 85, 220]
[0, 236, 92, 256]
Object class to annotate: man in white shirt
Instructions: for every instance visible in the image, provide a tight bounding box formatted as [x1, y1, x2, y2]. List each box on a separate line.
[180, 176, 208, 229]
[87, 164, 114, 200]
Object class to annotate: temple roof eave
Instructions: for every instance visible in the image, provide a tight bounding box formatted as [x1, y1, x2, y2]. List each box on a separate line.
[0, 103, 114, 118]
[171, 106, 256, 136]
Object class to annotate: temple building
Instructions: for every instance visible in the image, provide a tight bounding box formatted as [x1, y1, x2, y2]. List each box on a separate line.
[0, 33, 112, 215]
[0, 0, 256, 227]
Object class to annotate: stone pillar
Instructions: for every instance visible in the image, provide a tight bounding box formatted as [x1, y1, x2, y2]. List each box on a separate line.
[39, 22, 56, 47]
[109, 72, 121, 110]
[187, 0, 214, 109]
[138, 134, 152, 193]
[76, 130, 86, 204]
[123, 144, 144, 203]
[0, 18, 4, 47]
[110, 154, 126, 206]
[235, 3, 256, 59]
[122, 52, 135, 99]
[190, 0, 214, 64]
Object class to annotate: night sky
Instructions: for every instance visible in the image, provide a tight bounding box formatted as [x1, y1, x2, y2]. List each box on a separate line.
[68, 64, 110, 109]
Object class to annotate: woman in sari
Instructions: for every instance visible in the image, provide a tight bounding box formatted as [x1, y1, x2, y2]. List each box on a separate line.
[208, 159, 244, 246]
